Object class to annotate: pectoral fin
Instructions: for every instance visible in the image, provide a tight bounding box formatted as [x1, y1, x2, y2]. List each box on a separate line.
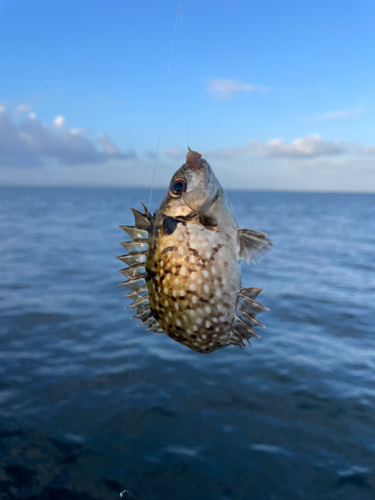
[183, 188, 214, 214]
[237, 228, 273, 264]
[183, 188, 218, 227]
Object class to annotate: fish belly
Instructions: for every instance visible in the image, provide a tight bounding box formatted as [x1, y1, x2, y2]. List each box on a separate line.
[146, 220, 241, 353]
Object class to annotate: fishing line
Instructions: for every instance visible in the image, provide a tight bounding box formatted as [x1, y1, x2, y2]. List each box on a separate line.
[119, 340, 134, 498]
[179, 1, 190, 149]
[148, 7, 180, 212]
[120, 8, 182, 496]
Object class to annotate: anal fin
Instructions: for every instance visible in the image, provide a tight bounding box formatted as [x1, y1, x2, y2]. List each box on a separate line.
[230, 287, 269, 348]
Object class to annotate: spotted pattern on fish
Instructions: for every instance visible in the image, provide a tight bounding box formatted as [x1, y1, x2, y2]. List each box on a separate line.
[146, 215, 239, 353]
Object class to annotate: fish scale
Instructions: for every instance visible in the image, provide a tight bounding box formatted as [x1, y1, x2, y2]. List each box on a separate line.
[118, 149, 273, 354]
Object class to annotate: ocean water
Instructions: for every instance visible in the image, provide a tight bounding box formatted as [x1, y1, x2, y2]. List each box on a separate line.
[0, 186, 374, 500]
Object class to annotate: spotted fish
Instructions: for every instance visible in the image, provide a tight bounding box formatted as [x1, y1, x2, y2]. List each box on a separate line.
[118, 148, 273, 353]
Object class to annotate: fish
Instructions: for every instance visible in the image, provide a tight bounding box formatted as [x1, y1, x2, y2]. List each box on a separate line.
[117, 148, 273, 354]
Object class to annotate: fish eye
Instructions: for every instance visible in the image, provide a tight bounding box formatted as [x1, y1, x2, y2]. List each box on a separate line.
[169, 178, 186, 197]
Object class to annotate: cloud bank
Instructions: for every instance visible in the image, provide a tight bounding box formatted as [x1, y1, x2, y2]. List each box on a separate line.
[163, 135, 375, 192]
[165, 134, 375, 161]
[0, 104, 374, 192]
[0, 107, 135, 168]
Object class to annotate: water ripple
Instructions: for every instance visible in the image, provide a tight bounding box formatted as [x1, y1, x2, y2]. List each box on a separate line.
[0, 187, 374, 500]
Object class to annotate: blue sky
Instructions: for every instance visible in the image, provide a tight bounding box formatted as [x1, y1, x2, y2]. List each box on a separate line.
[0, 0, 375, 191]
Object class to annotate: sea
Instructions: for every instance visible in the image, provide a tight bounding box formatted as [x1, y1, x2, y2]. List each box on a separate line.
[0, 186, 374, 500]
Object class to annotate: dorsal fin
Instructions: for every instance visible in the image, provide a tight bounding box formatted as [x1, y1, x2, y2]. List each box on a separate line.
[118, 264, 146, 280]
[130, 208, 151, 231]
[126, 295, 150, 311]
[119, 225, 148, 241]
[118, 204, 161, 332]
[140, 202, 152, 219]
[116, 253, 146, 266]
[237, 228, 273, 264]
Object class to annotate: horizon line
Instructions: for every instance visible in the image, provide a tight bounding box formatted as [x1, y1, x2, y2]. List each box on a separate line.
[0, 183, 374, 195]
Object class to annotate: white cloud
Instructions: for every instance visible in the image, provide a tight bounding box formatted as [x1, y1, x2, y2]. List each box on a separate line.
[0, 107, 136, 168]
[201, 134, 347, 161]
[164, 134, 375, 163]
[1, 103, 374, 192]
[206, 79, 268, 101]
[203, 140, 375, 192]
[313, 106, 365, 121]
[353, 144, 375, 155]
[13, 104, 32, 118]
[70, 127, 87, 135]
[262, 134, 345, 158]
[97, 133, 130, 157]
[53, 115, 65, 128]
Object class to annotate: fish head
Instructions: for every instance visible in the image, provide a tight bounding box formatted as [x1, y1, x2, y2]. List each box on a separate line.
[156, 148, 220, 219]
